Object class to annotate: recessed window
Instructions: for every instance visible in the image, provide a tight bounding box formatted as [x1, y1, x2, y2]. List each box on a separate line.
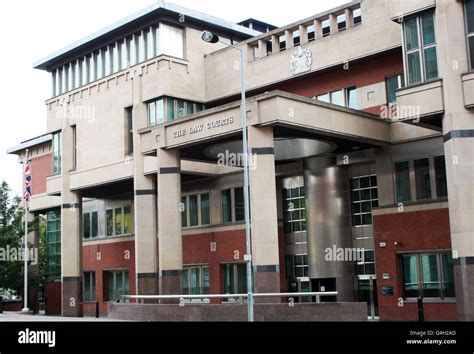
[105, 270, 129, 302]
[386, 74, 404, 104]
[221, 187, 247, 224]
[182, 265, 210, 297]
[147, 97, 204, 126]
[181, 193, 211, 228]
[285, 254, 308, 278]
[322, 19, 330, 37]
[434, 155, 448, 198]
[125, 107, 133, 155]
[395, 161, 411, 203]
[466, 0, 474, 70]
[106, 205, 132, 237]
[403, 11, 438, 85]
[353, 8, 362, 26]
[414, 158, 431, 200]
[401, 252, 455, 299]
[283, 186, 306, 233]
[350, 175, 378, 227]
[46, 209, 61, 280]
[223, 263, 247, 297]
[337, 14, 346, 31]
[83, 272, 96, 302]
[52, 132, 61, 174]
[83, 211, 98, 240]
[314, 87, 358, 108]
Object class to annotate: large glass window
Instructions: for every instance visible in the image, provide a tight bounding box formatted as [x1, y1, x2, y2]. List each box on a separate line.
[466, 0, 474, 70]
[285, 254, 308, 278]
[282, 186, 306, 233]
[46, 209, 61, 279]
[386, 74, 404, 104]
[350, 175, 378, 227]
[223, 264, 247, 296]
[403, 11, 438, 85]
[106, 206, 132, 237]
[314, 87, 357, 108]
[395, 161, 411, 203]
[83, 272, 96, 302]
[221, 189, 232, 223]
[105, 270, 129, 301]
[181, 193, 211, 228]
[83, 211, 98, 240]
[147, 97, 204, 126]
[221, 188, 248, 224]
[414, 158, 431, 200]
[401, 253, 454, 299]
[182, 265, 210, 297]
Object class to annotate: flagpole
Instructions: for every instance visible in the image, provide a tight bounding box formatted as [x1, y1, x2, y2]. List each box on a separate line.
[22, 149, 30, 312]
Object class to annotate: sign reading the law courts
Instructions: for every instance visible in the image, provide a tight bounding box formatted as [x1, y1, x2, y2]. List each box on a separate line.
[172, 116, 235, 138]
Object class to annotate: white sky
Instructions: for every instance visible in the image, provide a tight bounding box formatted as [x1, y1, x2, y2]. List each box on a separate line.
[0, 0, 350, 196]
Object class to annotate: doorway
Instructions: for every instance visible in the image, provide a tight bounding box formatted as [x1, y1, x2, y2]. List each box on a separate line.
[357, 276, 378, 320]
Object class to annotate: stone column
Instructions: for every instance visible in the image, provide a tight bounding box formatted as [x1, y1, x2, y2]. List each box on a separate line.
[436, 0, 474, 321]
[329, 14, 338, 35]
[157, 148, 182, 297]
[61, 123, 83, 317]
[248, 126, 281, 294]
[132, 74, 158, 296]
[304, 156, 354, 302]
[285, 30, 294, 50]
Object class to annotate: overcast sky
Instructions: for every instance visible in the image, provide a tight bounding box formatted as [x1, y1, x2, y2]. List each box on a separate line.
[0, 0, 350, 196]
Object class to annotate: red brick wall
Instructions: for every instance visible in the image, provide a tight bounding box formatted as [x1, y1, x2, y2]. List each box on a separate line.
[373, 208, 456, 321]
[83, 241, 136, 316]
[44, 281, 61, 316]
[30, 153, 52, 195]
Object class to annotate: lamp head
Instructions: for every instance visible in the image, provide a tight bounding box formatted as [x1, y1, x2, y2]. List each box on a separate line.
[201, 31, 219, 43]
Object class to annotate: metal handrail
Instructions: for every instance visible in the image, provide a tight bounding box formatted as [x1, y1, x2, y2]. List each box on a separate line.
[120, 291, 338, 304]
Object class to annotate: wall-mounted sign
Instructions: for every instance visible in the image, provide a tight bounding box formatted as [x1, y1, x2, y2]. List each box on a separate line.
[290, 46, 312, 75]
[383, 273, 390, 280]
[379, 242, 387, 248]
[171, 116, 235, 139]
[382, 286, 394, 296]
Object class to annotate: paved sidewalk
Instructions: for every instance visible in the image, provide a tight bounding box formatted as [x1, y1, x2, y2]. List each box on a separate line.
[0, 312, 122, 322]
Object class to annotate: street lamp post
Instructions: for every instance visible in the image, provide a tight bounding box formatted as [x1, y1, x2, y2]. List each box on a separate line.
[201, 31, 254, 322]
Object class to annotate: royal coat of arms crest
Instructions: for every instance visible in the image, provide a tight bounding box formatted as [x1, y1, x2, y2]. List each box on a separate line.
[290, 46, 313, 75]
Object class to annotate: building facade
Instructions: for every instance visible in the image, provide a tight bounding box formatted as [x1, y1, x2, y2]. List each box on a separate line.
[7, 0, 474, 320]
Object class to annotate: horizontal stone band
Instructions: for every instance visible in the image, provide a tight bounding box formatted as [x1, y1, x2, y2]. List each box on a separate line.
[62, 203, 81, 209]
[444, 130, 474, 143]
[251, 147, 275, 155]
[135, 189, 157, 196]
[159, 167, 181, 175]
[159, 270, 182, 277]
[254, 265, 279, 273]
[453, 257, 474, 266]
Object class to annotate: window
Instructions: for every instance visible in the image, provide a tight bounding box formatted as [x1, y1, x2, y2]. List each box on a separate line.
[330, 90, 344, 106]
[403, 11, 438, 85]
[337, 14, 346, 31]
[126, 107, 133, 155]
[147, 97, 204, 126]
[84, 272, 96, 302]
[221, 188, 247, 224]
[307, 25, 315, 42]
[434, 155, 447, 198]
[386, 74, 404, 104]
[414, 158, 431, 200]
[146, 27, 154, 60]
[106, 206, 132, 237]
[356, 250, 376, 275]
[395, 161, 411, 203]
[181, 193, 211, 228]
[401, 252, 455, 299]
[314, 87, 357, 108]
[282, 186, 306, 233]
[182, 265, 210, 297]
[353, 8, 362, 26]
[285, 254, 308, 278]
[105, 270, 129, 301]
[72, 125, 77, 170]
[83, 211, 98, 240]
[159, 24, 184, 58]
[350, 175, 378, 226]
[346, 86, 358, 109]
[46, 209, 61, 279]
[466, 0, 474, 70]
[395, 156, 448, 203]
[52, 132, 61, 174]
[223, 264, 247, 296]
[322, 19, 330, 37]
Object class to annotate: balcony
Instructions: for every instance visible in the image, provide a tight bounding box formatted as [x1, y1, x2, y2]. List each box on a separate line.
[395, 79, 444, 130]
[462, 72, 474, 109]
[46, 174, 61, 196]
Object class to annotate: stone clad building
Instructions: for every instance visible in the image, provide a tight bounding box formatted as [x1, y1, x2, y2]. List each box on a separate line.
[7, 0, 474, 321]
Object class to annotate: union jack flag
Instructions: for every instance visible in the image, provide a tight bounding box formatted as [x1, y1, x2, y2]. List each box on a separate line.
[24, 160, 32, 202]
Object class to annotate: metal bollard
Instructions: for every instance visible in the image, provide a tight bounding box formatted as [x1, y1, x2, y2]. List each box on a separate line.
[417, 297, 424, 322]
[95, 301, 100, 318]
[0, 296, 3, 314]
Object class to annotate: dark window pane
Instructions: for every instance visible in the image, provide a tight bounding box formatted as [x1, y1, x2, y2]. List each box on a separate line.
[351, 203, 361, 214]
[189, 195, 199, 227]
[202, 267, 210, 294]
[362, 213, 372, 225]
[371, 189, 379, 200]
[434, 156, 448, 198]
[424, 46, 438, 80]
[181, 197, 187, 228]
[285, 255, 294, 278]
[370, 175, 378, 187]
[442, 254, 455, 297]
[360, 177, 370, 189]
[115, 207, 122, 235]
[347, 87, 357, 109]
[421, 255, 440, 298]
[351, 191, 360, 202]
[166, 98, 175, 121]
[221, 190, 232, 223]
[421, 13, 436, 45]
[182, 268, 190, 294]
[386, 75, 400, 104]
[361, 202, 371, 213]
[405, 18, 419, 50]
[123, 207, 131, 235]
[83, 213, 90, 239]
[352, 215, 362, 227]
[414, 158, 432, 200]
[469, 36, 474, 71]
[467, 0, 474, 33]
[201, 193, 210, 225]
[91, 211, 98, 238]
[403, 255, 419, 297]
[235, 187, 245, 222]
[350, 178, 360, 190]
[106, 209, 113, 236]
[360, 189, 371, 201]
[176, 99, 185, 119]
[407, 51, 422, 85]
[395, 161, 411, 203]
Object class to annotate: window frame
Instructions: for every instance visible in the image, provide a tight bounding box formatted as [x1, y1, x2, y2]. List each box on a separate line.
[181, 192, 211, 229]
[282, 185, 306, 234]
[221, 187, 247, 224]
[106, 205, 133, 237]
[465, 0, 474, 71]
[350, 174, 378, 227]
[182, 265, 210, 300]
[104, 270, 130, 302]
[83, 271, 96, 302]
[385, 73, 405, 105]
[402, 11, 439, 86]
[400, 251, 455, 300]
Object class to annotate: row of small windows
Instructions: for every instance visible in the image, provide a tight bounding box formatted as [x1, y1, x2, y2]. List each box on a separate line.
[82, 204, 133, 240]
[147, 97, 205, 126]
[52, 24, 184, 97]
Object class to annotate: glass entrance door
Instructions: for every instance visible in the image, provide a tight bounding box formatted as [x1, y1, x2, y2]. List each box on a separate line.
[357, 276, 378, 320]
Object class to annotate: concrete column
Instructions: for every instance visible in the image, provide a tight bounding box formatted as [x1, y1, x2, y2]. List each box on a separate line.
[132, 75, 158, 296]
[60, 123, 83, 317]
[285, 30, 294, 49]
[303, 156, 354, 302]
[314, 19, 323, 39]
[157, 148, 182, 296]
[248, 126, 281, 294]
[329, 14, 338, 35]
[436, 0, 474, 321]
[271, 35, 279, 54]
[299, 25, 308, 44]
[257, 39, 267, 59]
[345, 8, 354, 29]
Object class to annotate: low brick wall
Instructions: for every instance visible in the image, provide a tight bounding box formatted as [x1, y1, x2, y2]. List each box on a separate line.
[2, 301, 22, 312]
[108, 302, 367, 321]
